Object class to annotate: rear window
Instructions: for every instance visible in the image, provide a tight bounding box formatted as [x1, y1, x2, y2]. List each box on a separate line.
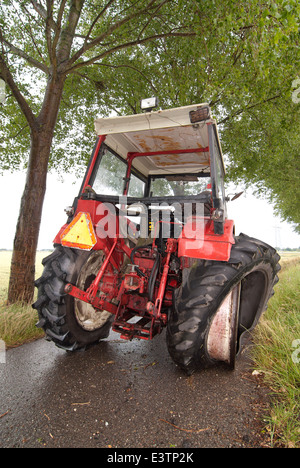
[150, 176, 210, 197]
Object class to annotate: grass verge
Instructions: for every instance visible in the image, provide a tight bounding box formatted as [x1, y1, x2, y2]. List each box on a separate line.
[252, 259, 300, 448]
[0, 301, 45, 348]
[0, 251, 50, 348]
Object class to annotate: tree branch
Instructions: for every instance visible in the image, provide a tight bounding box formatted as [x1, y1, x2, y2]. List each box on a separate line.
[0, 38, 49, 74]
[0, 54, 37, 131]
[0, 25, 49, 74]
[217, 94, 282, 125]
[137, 0, 170, 41]
[56, 0, 85, 67]
[45, 0, 54, 62]
[20, 4, 48, 67]
[84, 0, 115, 44]
[30, 0, 57, 30]
[91, 62, 159, 94]
[52, 0, 68, 59]
[68, 0, 165, 66]
[66, 31, 196, 74]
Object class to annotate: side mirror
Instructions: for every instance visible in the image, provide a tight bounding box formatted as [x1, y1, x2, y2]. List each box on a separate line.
[225, 191, 244, 202]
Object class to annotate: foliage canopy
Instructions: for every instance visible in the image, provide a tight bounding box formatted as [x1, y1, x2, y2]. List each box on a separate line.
[0, 0, 299, 230]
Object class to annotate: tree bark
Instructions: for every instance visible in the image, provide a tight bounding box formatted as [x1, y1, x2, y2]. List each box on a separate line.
[5, 0, 84, 304]
[7, 77, 65, 304]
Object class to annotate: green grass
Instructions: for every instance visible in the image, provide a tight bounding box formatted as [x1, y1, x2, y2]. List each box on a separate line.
[0, 251, 51, 347]
[252, 260, 300, 448]
[0, 301, 45, 348]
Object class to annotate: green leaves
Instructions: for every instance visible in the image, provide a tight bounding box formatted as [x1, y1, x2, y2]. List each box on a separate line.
[221, 98, 300, 233]
[0, 0, 299, 229]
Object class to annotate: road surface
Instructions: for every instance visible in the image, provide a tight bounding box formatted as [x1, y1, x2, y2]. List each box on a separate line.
[0, 331, 270, 448]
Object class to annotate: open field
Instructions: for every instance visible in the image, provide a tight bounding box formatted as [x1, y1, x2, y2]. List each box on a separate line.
[0, 250, 52, 298]
[278, 251, 300, 268]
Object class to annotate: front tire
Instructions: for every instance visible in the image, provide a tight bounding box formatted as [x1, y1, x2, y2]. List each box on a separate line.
[167, 234, 281, 374]
[33, 246, 114, 351]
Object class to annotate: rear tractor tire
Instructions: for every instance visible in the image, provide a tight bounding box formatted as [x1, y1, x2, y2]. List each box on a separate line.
[167, 234, 281, 375]
[33, 246, 114, 351]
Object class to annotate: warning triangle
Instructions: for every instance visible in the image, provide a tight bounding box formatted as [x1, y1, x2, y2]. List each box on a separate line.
[61, 212, 97, 250]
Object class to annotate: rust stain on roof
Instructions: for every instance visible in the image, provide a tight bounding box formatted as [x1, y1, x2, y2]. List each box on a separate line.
[149, 152, 210, 167]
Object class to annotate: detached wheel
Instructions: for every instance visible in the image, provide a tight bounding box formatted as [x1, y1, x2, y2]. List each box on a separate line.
[33, 246, 114, 351]
[167, 234, 281, 374]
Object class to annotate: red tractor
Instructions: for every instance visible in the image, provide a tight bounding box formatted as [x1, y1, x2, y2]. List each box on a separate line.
[33, 102, 280, 374]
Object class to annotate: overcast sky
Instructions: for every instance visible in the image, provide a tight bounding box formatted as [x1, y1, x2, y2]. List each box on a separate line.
[0, 170, 299, 250]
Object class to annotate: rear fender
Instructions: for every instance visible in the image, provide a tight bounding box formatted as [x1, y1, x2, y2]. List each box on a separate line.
[178, 218, 235, 262]
[52, 199, 123, 266]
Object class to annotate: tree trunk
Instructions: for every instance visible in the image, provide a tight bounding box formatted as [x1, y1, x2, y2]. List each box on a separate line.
[7, 77, 65, 304]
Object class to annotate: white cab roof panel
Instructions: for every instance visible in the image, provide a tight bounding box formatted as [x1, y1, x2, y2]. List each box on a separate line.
[94, 104, 223, 177]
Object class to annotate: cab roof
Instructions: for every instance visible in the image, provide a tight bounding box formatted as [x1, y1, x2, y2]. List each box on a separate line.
[94, 103, 224, 177]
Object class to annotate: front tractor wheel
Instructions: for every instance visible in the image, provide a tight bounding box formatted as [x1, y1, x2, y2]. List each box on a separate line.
[167, 234, 281, 375]
[33, 246, 114, 351]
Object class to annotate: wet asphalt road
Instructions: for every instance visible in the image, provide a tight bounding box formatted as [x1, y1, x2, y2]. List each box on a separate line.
[0, 330, 270, 448]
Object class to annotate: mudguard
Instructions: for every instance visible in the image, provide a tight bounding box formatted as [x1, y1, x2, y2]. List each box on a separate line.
[178, 218, 235, 262]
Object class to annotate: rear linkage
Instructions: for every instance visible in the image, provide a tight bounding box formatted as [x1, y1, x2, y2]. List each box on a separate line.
[65, 237, 178, 341]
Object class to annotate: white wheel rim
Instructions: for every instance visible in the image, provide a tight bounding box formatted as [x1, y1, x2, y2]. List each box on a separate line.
[74, 252, 112, 332]
[207, 283, 241, 366]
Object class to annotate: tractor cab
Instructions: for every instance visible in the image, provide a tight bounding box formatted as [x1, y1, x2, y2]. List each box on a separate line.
[87, 102, 226, 234]
[56, 103, 234, 262]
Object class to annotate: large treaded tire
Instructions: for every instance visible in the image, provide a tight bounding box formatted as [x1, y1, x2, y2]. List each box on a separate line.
[166, 234, 281, 375]
[32, 245, 113, 351]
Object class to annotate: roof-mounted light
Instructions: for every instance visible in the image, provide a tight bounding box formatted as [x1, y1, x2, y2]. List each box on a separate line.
[140, 97, 159, 112]
[189, 106, 211, 124]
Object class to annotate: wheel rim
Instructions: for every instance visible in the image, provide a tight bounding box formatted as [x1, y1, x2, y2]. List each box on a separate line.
[74, 251, 112, 332]
[206, 283, 241, 367]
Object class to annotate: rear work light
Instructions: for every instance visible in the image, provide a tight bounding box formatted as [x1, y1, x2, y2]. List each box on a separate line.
[189, 106, 211, 123]
[140, 97, 159, 112]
